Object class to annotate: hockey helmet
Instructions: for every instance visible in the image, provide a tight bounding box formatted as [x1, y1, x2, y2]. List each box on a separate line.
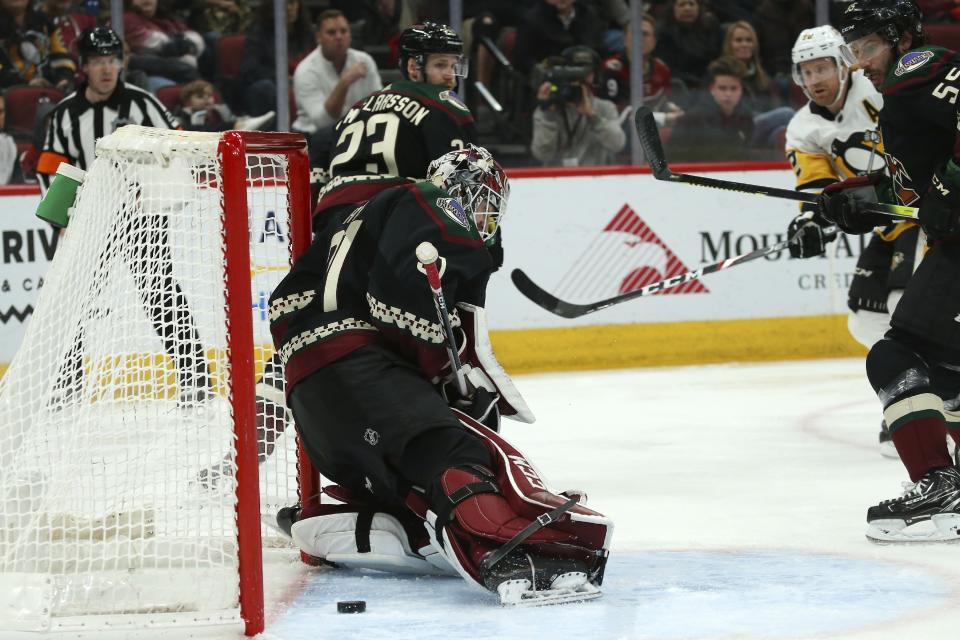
[791, 26, 850, 104]
[838, 0, 925, 47]
[428, 145, 509, 245]
[77, 26, 123, 65]
[398, 22, 467, 80]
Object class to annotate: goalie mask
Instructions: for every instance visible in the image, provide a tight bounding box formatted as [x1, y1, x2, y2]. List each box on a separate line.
[791, 26, 849, 108]
[428, 145, 509, 245]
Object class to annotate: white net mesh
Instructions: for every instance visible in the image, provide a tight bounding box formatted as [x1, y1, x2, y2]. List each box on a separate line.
[0, 126, 303, 632]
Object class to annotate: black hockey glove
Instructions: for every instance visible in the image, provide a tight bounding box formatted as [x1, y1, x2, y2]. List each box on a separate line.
[439, 366, 501, 431]
[815, 175, 889, 235]
[918, 160, 960, 239]
[787, 209, 838, 258]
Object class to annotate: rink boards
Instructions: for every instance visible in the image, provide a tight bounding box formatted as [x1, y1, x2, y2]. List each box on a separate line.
[0, 164, 867, 375]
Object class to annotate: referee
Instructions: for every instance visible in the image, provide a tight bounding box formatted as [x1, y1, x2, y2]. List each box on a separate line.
[38, 26, 210, 405]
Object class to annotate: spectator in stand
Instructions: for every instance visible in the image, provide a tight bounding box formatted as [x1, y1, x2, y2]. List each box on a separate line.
[531, 45, 625, 166]
[37, 0, 96, 59]
[918, 0, 960, 21]
[124, 0, 205, 91]
[514, 0, 605, 73]
[292, 9, 382, 135]
[667, 56, 770, 162]
[187, 0, 252, 78]
[174, 78, 274, 131]
[239, 0, 315, 118]
[460, 2, 530, 95]
[601, 16, 683, 124]
[591, 0, 630, 55]
[722, 19, 794, 147]
[707, 0, 756, 23]
[331, 0, 402, 52]
[754, 0, 814, 77]
[654, 0, 723, 89]
[0, 0, 76, 91]
[0, 94, 23, 184]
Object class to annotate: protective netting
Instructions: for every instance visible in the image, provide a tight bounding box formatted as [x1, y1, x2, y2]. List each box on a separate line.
[0, 127, 302, 632]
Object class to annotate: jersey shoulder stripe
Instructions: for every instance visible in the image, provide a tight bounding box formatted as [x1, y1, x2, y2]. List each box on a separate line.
[883, 46, 956, 93]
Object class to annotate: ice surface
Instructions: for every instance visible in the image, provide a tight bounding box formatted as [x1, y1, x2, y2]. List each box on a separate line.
[260, 358, 960, 640]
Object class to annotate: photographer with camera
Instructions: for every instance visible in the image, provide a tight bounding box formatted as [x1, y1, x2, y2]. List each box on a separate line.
[531, 45, 625, 167]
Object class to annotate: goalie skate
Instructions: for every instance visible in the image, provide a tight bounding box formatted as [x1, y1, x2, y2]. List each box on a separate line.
[486, 551, 602, 607]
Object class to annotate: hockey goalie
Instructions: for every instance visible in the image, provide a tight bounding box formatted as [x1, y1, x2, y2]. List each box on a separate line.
[268, 146, 612, 605]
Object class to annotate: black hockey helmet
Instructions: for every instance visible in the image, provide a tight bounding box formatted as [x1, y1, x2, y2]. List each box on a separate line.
[398, 22, 465, 79]
[839, 0, 925, 47]
[77, 26, 123, 65]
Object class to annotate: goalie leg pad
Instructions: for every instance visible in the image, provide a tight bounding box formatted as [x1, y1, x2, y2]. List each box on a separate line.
[414, 413, 613, 605]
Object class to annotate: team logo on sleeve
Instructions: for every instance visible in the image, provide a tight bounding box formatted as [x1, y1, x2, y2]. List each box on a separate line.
[437, 197, 470, 229]
[894, 50, 935, 77]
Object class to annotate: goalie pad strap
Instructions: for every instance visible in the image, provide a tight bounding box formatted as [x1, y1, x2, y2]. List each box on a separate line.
[356, 510, 374, 553]
[433, 473, 499, 548]
[480, 496, 579, 573]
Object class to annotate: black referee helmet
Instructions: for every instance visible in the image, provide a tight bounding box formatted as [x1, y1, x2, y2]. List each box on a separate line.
[77, 26, 124, 65]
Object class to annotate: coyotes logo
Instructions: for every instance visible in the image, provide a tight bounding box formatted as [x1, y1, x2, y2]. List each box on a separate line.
[885, 153, 920, 205]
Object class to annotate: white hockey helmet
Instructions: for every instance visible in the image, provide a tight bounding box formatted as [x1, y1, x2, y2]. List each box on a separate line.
[428, 145, 509, 245]
[791, 25, 850, 105]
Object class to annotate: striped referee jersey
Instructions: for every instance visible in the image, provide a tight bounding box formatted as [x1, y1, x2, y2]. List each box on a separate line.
[37, 80, 177, 191]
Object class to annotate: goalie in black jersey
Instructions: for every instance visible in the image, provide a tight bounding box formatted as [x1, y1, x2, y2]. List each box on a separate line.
[268, 146, 611, 606]
[817, 0, 960, 542]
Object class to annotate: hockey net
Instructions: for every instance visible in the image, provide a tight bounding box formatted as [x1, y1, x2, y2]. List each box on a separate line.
[0, 126, 315, 635]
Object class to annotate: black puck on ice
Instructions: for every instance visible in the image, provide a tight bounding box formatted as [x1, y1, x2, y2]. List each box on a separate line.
[337, 600, 366, 614]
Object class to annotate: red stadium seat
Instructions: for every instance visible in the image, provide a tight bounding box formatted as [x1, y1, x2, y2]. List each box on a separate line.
[924, 24, 960, 52]
[3, 86, 65, 139]
[155, 85, 183, 112]
[216, 35, 246, 78]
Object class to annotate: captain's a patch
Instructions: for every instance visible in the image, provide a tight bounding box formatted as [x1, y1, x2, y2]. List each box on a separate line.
[894, 50, 935, 77]
[437, 197, 470, 229]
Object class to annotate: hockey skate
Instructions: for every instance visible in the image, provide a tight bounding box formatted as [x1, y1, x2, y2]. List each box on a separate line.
[866, 466, 960, 542]
[480, 548, 602, 607]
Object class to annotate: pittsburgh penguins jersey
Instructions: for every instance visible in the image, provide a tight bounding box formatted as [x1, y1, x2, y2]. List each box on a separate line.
[318, 80, 476, 220]
[270, 181, 492, 392]
[785, 70, 884, 194]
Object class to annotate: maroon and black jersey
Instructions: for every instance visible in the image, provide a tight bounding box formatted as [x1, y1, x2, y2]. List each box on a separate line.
[316, 80, 476, 224]
[270, 181, 492, 392]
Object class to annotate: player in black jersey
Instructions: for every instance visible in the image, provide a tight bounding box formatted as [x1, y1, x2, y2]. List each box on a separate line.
[819, 0, 960, 542]
[268, 146, 611, 606]
[315, 22, 477, 230]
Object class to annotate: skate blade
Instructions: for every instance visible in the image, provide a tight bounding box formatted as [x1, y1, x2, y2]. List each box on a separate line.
[497, 579, 602, 607]
[866, 514, 960, 543]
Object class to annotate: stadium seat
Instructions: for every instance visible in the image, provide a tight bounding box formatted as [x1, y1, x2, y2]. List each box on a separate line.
[3, 86, 65, 141]
[216, 34, 246, 78]
[924, 24, 960, 51]
[155, 85, 183, 112]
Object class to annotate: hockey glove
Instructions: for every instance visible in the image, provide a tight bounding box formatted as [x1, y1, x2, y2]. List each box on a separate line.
[918, 159, 960, 239]
[815, 174, 889, 234]
[787, 209, 838, 258]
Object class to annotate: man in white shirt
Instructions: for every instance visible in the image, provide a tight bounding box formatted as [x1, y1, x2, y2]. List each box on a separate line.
[292, 9, 382, 134]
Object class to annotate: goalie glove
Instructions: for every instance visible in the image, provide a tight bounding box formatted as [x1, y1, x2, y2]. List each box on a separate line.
[787, 209, 838, 259]
[918, 159, 960, 239]
[438, 364, 501, 431]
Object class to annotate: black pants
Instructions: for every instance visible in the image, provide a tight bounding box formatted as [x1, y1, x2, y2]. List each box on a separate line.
[891, 241, 960, 356]
[289, 344, 490, 508]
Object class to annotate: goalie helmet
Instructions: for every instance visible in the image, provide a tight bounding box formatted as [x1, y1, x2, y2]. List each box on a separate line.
[428, 145, 509, 245]
[398, 22, 468, 80]
[839, 0, 925, 46]
[77, 26, 123, 65]
[791, 26, 850, 106]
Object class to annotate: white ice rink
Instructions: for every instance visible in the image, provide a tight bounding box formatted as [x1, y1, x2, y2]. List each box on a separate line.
[255, 357, 960, 640]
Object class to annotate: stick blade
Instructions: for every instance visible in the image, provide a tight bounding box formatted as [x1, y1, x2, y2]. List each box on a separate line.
[634, 106, 671, 180]
[510, 269, 590, 319]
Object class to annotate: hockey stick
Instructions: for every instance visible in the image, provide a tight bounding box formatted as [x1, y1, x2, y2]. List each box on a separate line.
[633, 106, 918, 220]
[511, 227, 831, 318]
[416, 241, 469, 396]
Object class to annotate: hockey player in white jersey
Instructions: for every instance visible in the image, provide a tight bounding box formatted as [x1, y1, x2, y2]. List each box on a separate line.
[783, 25, 922, 456]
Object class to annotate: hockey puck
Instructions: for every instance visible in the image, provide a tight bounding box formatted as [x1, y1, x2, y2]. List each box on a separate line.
[337, 600, 366, 614]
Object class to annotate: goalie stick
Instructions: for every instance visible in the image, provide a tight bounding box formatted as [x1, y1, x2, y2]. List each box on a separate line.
[633, 106, 918, 220]
[510, 227, 831, 318]
[416, 241, 469, 396]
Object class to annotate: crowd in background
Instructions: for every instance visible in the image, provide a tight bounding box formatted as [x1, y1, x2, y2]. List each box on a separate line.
[3, 0, 960, 184]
